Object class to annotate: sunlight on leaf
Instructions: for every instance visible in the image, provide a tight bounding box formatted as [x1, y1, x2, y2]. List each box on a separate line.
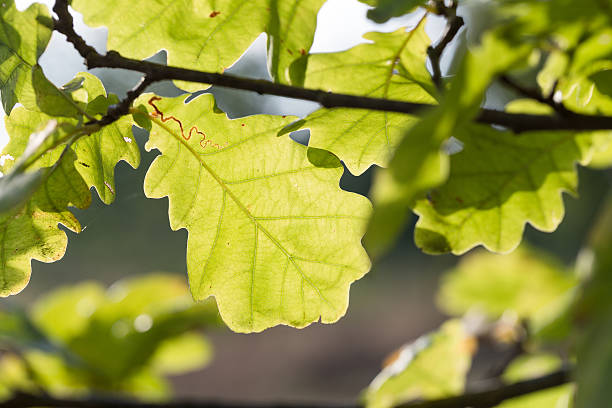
[366, 33, 532, 257]
[71, 0, 324, 89]
[4, 73, 140, 205]
[0, 0, 52, 114]
[0, 274, 219, 399]
[301, 23, 436, 175]
[138, 93, 371, 332]
[438, 246, 577, 324]
[363, 319, 474, 408]
[413, 123, 611, 254]
[0, 144, 90, 297]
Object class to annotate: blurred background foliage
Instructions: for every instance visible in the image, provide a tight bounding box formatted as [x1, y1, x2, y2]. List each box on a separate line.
[1, 0, 612, 405]
[0, 274, 219, 400]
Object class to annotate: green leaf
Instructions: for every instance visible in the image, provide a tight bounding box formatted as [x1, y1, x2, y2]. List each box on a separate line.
[437, 246, 577, 322]
[496, 384, 573, 408]
[0, 149, 91, 297]
[0, 309, 52, 351]
[149, 333, 212, 375]
[0, 114, 94, 297]
[5, 73, 140, 205]
[588, 138, 612, 169]
[65, 275, 218, 382]
[537, 61, 612, 169]
[366, 33, 532, 256]
[0, 1, 52, 114]
[0, 71, 139, 296]
[364, 114, 449, 257]
[537, 43, 612, 116]
[0, 119, 73, 216]
[0, 354, 37, 398]
[71, 0, 324, 89]
[503, 353, 563, 383]
[138, 94, 371, 332]
[132, 105, 152, 131]
[14, 350, 88, 396]
[363, 320, 474, 408]
[30, 282, 107, 343]
[413, 123, 611, 254]
[362, 0, 428, 23]
[496, 354, 574, 408]
[570, 28, 612, 75]
[267, 0, 326, 85]
[71, 73, 140, 204]
[590, 69, 612, 98]
[22, 274, 219, 393]
[20, 65, 82, 118]
[301, 23, 436, 175]
[0, 161, 45, 216]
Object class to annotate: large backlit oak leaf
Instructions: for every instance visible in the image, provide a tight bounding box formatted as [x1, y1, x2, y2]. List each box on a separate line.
[139, 94, 371, 332]
[71, 0, 324, 88]
[301, 23, 436, 175]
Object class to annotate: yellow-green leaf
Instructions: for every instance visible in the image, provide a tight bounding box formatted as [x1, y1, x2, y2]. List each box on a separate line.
[71, 0, 324, 88]
[364, 320, 474, 408]
[301, 23, 436, 175]
[139, 94, 371, 332]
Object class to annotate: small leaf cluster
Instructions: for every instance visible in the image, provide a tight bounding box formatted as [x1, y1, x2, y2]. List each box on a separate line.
[0, 274, 219, 399]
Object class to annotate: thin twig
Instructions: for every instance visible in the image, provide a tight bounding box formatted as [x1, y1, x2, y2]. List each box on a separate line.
[398, 367, 571, 408]
[51, 0, 612, 133]
[499, 75, 572, 116]
[0, 367, 571, 408]
[93, 75, 156, 126]
[427, 1, 464, 90]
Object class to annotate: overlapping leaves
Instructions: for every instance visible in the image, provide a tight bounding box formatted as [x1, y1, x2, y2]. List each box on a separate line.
[0, 73, 137, 296]
[5, 73, 140, 204]
[0, 129, 90, 297]
[365, 33, 532, 257]
[0, 1, 85, 117]
[0, 274, 218, 399]
[300, 22, 436, 175]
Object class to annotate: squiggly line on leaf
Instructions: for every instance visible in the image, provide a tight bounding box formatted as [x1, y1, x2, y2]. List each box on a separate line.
[148, 96, 225, 150]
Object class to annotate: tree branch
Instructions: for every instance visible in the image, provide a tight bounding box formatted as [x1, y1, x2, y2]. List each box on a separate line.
[52, 0, 612, 134]
[94, 75, 156, 126]
[499, 75, 571, 116]
[398, 367, 571, 408]
[427, 1, 464, 90]
[0, 392, 354, 408]
[0, 367, 570, 408]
